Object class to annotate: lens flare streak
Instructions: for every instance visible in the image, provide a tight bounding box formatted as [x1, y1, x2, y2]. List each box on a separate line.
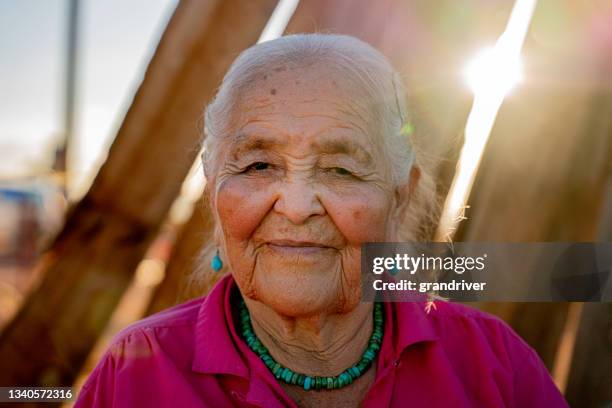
[436, 0, 538, 240]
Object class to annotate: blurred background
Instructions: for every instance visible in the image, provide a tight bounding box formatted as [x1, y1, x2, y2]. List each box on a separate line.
[0, 0, 610, 406]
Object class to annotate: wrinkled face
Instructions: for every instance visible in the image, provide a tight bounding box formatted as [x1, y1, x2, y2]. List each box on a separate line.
[211, 64, 403, 317]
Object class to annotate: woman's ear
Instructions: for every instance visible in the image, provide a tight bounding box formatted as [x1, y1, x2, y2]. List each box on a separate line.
[408, 165, 420, 196]
[394, 165, 421, 219]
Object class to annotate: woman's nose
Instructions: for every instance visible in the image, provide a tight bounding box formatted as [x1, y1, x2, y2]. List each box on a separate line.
[272, 179, 325, 225]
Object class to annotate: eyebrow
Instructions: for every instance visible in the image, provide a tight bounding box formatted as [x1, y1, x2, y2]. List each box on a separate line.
[229, 133, 373, 165]
[229, 134, 287, 159]
[314, 138, 373, 165]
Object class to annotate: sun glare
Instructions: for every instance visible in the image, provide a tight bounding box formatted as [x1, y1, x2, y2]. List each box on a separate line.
[436, 0, 537, 241]
[463, 45, 524, 98]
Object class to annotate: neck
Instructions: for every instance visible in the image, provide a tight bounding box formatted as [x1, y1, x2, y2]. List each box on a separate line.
[243, 299, 374, 376]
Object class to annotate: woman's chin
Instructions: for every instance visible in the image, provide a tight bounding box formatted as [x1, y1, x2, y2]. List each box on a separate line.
[254, 276, 342, 317]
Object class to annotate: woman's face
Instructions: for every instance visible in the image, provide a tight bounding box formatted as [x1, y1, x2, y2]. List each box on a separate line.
[212, 65, 402, 316]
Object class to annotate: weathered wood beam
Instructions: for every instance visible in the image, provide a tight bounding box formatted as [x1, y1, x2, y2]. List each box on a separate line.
[0, 0, 278, 387]
[565, 302, 612, 407]
[565, 174, 612, 407]
[454, 42, 612, 371]
[452, 3, 612, 389]
[145, 199, 220, 315]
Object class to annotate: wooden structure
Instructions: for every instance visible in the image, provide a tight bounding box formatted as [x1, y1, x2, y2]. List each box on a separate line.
[0, 0, 278, 388]
[0, 0, 610, 406]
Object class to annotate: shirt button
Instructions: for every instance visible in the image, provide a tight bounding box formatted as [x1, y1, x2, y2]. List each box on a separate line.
[231, 391, 246, 401]
[394, 359, 401, 368]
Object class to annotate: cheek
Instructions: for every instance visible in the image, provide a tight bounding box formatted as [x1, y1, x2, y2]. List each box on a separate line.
[324, 186, 392, 244]
[216, 177, 273, 241]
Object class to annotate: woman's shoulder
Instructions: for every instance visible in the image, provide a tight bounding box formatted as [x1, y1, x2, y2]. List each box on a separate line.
[406, 301, 568, 406]
[426, 298, 504, 321]
[427, 300, 523, 337]
[115, 296, 204, 338]
[76, 297, 207, 405]
[414, 301, 555, 386]
[424, 300, 534, 357]
[105, 296, 206, 362]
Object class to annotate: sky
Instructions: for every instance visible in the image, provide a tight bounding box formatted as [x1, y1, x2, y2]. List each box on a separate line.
[0, 0, 178, 198]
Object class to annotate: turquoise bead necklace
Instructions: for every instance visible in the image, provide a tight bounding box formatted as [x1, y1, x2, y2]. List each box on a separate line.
[238, 299, 384, 390]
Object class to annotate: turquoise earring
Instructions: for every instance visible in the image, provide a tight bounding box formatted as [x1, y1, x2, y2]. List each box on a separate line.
[211, 249, 223, 272]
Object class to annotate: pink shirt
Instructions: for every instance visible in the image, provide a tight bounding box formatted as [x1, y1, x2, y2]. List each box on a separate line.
[76, 275, 568, 407]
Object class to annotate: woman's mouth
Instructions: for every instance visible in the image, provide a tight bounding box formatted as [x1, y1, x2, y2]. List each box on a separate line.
[266, 240, 333, 255]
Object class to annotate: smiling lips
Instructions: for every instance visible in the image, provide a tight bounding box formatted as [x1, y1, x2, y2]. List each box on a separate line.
[266, 239, 334, 255]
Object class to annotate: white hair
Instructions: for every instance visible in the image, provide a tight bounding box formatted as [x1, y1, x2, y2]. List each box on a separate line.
[184, 34, 440, 297]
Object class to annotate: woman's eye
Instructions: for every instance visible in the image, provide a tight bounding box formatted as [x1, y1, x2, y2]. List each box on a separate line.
[331, 167, 353, 176]
[245, 162, 270, 172]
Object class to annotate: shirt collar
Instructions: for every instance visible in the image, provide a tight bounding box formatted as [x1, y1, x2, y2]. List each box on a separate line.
[378, 299, 440, 367]
[192, 274, 248, 377]
[395, 300, 440, 348]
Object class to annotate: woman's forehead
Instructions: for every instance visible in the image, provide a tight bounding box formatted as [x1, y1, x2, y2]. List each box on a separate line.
[226, 67, 379, 147]
[228, 128, 375, 165]
[240, 61, 370, 108]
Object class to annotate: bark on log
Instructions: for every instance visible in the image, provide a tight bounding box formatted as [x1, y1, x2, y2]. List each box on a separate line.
[0, 0, 277, 388]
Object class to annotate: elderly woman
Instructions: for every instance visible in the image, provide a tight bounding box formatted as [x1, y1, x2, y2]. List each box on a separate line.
[76, 34, 567, 407]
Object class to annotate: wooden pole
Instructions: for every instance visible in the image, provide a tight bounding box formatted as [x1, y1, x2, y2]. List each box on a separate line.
[454, 60, 612, 371]
[0, 0, 278, 388]
[565, 175, 612, 407]
[145, 199, 219, 315]
[52, 0, 80, 193]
